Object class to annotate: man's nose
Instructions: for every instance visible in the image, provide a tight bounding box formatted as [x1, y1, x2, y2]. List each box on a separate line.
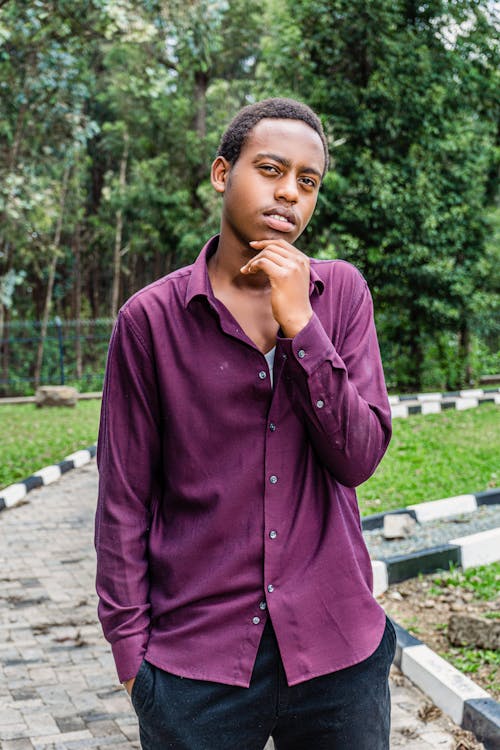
[275, 174, 299, 203]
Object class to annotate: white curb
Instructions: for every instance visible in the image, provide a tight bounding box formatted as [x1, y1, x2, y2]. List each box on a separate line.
[455, 397, 479, 411]
[371, 560, 388, 597]
[421, 401, 442, 414]
[64, 449, 92, 468]
[33, 465, 62, 485]
[408, 494, 477, 523]
[2, 483, 28, 508]
[449, 527, 500, 569]
[401, 644, 489, 725]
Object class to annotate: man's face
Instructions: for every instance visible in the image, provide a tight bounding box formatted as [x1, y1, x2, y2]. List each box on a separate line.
[213, 118, 325, 249]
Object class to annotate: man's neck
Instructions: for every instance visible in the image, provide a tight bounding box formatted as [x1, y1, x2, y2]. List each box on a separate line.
[208, 234, 270, 293]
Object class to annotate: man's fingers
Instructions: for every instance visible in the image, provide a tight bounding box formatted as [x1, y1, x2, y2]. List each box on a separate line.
[249, 239, 306, 260]
[241, 249, 290, 273]
[242, 245, 309, 274]
[242, 257, 288, 276]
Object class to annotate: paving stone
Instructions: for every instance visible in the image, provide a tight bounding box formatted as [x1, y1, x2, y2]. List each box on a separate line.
[0, 739, 35, 750]
[54, 717, 86, 734]
[87, 721, 124, 739]
[0, 711, 23, 727]
[419, 729, 454, 746]
[22, 714, 60, 738]
[0, 726, 30, 742]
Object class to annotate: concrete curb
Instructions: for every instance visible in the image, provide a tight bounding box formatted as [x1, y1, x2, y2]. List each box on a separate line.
[389, 387, 500, 403]
[0, 444, 97, 511]
[367, 488, 500, 595]
[392, 619, 500, 749]
[391, 390, 500, 418]
[363, 488, 500, 530]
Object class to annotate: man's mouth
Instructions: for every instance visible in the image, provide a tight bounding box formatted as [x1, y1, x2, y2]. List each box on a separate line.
[267, 213, 292, 224]
[263, 209, 296, 232]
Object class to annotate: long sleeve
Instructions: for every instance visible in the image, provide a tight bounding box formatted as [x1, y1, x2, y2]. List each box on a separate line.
[278, 280, 391, 488]
[94, 309, 162, 682]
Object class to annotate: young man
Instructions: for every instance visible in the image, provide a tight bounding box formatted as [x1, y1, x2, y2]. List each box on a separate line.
[95, 97, 395, 750]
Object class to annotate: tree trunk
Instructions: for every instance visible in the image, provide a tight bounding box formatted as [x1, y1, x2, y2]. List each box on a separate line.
[73, 225, 83, 380]
[191, 71, 209, 207]
[458, 318, 472, 387]
[33, 163, 71, 389]
[408, 329, 423, 392]
[0, 103, 28, 265]
[111, 131, 129, 318]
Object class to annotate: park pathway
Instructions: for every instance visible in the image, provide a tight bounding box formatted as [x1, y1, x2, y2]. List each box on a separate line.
[0, 463, 481, 750]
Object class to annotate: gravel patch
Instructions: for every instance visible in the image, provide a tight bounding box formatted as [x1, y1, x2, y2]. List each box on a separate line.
[363, 503, 500, 559]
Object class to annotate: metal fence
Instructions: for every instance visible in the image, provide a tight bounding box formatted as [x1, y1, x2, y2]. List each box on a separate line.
[0, 318, 114, 396]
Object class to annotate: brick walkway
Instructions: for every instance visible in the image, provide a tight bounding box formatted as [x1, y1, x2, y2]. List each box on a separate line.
[0, 463, 478, 749]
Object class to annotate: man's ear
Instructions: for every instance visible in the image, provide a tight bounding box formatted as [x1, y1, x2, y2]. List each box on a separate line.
[211, 156, 231, 194]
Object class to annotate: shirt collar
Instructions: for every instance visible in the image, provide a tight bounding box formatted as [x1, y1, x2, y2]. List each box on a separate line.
[184, 234, 324, 309]
[184, 235, 220, 309]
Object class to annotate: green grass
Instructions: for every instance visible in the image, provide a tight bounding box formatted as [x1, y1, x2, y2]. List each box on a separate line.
[358, 403, 499, 514]
[0, 401, 498, 507]
[445, 647, 499, 694]
[430, 561, 500, 601]
[0, 401, 101, 489]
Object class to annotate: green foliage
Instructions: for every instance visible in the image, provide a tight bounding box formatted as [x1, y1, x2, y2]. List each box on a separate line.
[263, 0, 500, 390]
[0, 0, 498, 392]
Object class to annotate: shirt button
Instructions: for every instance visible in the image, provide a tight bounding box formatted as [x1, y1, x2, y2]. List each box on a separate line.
[269, 422, 276, 432]
[259, 601, 267, 610]
[316, 399, 325, 409]
[269, 530, 277, 539]
[267, 584, 275, 593]
[269, 475, 278, 484]
[252, 616, 261, 625]
[298, 349, 305, 358]
[259, 370, 267, 380]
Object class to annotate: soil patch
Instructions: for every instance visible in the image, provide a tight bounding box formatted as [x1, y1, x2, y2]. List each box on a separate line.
[379, 573, 500, 700]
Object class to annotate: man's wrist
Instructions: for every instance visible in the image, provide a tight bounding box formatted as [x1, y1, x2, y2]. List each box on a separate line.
[281, 312, 313, 339]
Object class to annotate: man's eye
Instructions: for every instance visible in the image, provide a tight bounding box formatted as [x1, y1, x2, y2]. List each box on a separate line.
[260, 165, 280, 174]
[300, 177, 316, 188]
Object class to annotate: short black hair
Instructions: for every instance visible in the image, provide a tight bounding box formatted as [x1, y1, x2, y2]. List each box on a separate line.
[217, 97, 329, 175]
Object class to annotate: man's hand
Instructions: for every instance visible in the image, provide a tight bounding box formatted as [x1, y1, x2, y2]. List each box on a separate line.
[240, 239, 313, 338]
[123, 677, 135, 696]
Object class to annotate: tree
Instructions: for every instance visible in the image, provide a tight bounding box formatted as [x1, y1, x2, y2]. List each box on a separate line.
[262, 0, 499, 389]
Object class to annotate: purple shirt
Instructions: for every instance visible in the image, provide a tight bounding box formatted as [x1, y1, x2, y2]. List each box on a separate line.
[95, 235, 392, 686]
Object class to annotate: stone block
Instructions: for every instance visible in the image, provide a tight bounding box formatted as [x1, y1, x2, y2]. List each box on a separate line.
[448, 614, 500, 650]
[383, 513, 416, 539]
[35, 386, 78, 408]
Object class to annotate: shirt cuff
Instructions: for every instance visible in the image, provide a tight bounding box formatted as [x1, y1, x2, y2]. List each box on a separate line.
[111, 633, 148, 683]
[278, 313, 345, 376]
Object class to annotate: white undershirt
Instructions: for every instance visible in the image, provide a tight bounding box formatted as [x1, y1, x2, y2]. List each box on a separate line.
[264, 346, 276, 388]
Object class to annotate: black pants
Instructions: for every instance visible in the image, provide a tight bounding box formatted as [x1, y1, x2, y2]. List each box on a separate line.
[131, 616, 396, 750]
